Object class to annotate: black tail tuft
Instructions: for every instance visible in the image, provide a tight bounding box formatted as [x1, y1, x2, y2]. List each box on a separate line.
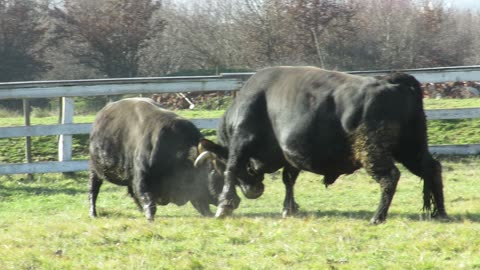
[422, 159, 445, 219]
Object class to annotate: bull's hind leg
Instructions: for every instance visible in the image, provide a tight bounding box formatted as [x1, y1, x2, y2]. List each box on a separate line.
[132, 169, 157, 221]
[282, 165, 300, 218]
[89, 170, 103, 218]
[354, 125, 400, 224]
[191, 200, 213, 216]
[368, 163, 400, 224]
[398, 152, 448, 220]
[127, 186, 144, 212]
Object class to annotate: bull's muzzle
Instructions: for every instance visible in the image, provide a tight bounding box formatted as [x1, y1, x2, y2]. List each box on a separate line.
[239, 182, 264, 199]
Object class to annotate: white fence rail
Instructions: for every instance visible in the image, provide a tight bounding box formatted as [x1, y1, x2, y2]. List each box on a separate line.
[1, 66, 480, 175]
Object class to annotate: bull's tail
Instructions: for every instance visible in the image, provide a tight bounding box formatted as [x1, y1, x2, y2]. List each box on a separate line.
[421, 156, 448, 219]
[396, 149, 448, 220]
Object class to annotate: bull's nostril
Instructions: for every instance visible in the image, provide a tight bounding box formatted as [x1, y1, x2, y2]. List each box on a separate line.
[240, 183, 264, 199]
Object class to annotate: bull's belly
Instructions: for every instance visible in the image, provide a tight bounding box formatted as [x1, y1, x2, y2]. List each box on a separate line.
[95, 164, 193, 206]
[281, 138, 359, 176]
[90, 145, 133, 185]
[91, 162, 132, 186]
[274, 113, 359, 174]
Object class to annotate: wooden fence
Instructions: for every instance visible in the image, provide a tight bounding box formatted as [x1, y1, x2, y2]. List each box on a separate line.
[1, 66, 480, 175]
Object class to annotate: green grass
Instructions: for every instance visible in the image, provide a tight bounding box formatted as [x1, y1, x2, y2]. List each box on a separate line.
[0, 157, 479, 269]
[1, 99, 479, 268]
[428, 119, 480, 145]
[424, 98, 480, 109]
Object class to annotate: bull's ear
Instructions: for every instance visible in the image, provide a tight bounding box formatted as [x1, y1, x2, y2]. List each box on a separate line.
[199, 138, 228, 160]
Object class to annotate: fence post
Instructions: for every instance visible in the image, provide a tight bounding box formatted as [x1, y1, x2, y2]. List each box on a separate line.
[58, 97, 74, 162]
[23, 99, 33, 179]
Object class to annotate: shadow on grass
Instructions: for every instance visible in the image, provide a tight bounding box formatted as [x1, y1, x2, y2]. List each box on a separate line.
[83, 207, 480, 224]
[237, 209, 480, 223]
[94, 209, 212, 220]
[0, 183, 84, 198]
[93, 210, 141, 219]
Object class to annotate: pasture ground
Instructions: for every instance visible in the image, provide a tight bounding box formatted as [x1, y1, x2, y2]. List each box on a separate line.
[0, 157, 479, 269]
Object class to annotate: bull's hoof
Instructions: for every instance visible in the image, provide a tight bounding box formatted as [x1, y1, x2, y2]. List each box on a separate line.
[200, 210, 214, 217]
[282, 203, 300, 218]
[282, 209, 298, 218]
[215, 205, 234, 218]
[145, 213, 155, 222]
[197, 207, 213, 217]
[89, 209, 97, 218]
[432, 213, 450, 222]
[144, 207, 156, 222]
[282, 209, 291, 219]
[369, 217, 386, 225]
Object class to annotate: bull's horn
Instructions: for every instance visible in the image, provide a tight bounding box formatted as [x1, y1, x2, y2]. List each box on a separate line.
[198, 141, 205, 153]
[194, 151, 215, 167]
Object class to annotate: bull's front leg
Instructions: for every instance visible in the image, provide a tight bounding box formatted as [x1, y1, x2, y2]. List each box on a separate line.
[215, 170, 241, 218]
[133, 169, 157, 222]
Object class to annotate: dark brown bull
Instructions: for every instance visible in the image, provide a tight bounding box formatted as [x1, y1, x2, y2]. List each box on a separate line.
[88, 97, 222, 221]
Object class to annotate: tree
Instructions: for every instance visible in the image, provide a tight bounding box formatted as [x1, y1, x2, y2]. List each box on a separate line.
[138, 5, 186, 76]
[51, 0, 164, 78]
[461, 10, 480, 65]
[239, 0, 292, 66]
[286, 0, 357, 68]
[349, 0, 419, 69]
[162, 0, 256, 71]
[0, 0, 48, 82]
[412, 0, 470, 67]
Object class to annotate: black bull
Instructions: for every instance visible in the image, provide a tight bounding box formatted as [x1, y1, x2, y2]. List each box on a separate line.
[199, 66, 448, 224]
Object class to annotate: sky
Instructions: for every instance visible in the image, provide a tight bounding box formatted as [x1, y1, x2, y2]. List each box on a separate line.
[447, 0, 480, 10]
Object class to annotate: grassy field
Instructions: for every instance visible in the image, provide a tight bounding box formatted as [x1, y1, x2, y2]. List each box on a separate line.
[0, 99, 479, 269]
[0, 157, 479, 269]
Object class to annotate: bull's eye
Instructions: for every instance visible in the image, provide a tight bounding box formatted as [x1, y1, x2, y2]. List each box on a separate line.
[247, 164, 255, 176]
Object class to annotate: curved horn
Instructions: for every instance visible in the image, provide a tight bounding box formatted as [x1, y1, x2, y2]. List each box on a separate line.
[198, 141, 206, 153]
[194, 151, 215, 167]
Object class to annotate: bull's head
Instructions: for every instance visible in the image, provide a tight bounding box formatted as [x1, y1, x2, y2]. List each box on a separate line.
[194, 139, 265, 201]
[182, 142, 224, 216]
[193, 148, 224, 199]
